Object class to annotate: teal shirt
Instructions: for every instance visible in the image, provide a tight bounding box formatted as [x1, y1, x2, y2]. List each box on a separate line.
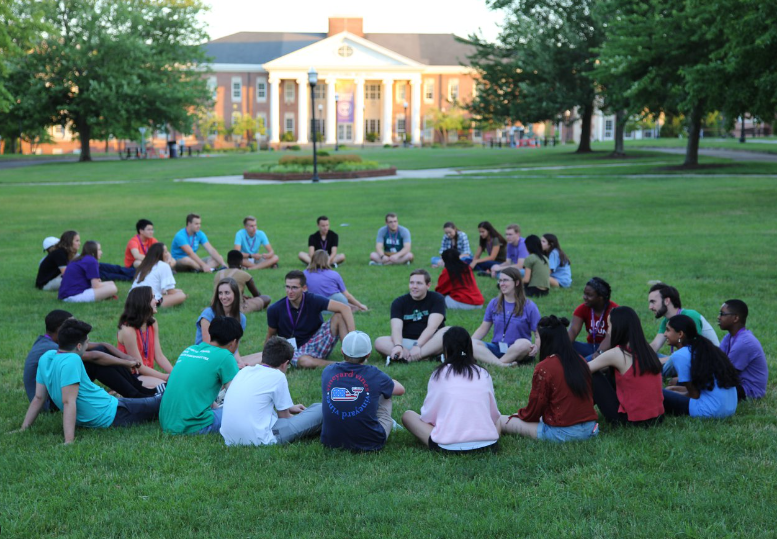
[36, 350, 118, 428]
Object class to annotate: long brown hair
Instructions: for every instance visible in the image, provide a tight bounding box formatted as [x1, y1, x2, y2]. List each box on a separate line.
[212, 278, 241, 319]
[58, 230, 79, 260]
[135, 243, 166, 284]
[495, 267, 526, 317]
[118, 286, 155, 329]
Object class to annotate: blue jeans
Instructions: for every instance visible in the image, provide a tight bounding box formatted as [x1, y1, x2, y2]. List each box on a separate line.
[431, 256, 473, 266]
[111, 395, 162, 427]
[197, 408, 223, 434]
[660, 354, 677, 377]
[537, 419, 599, 442]
[661, 389, 690, 416]
[573, 341, 599, 361]
[99, 262, 135, 282]
[474, 260, 500, 272]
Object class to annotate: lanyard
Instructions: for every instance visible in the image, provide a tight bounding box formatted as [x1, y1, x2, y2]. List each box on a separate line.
[501, 304, 515, 341]
[137, 235, 148, 254]
[285, 295, 305, 337]
[139, 327, 149, 359]
[246, 233, 256, 252]
[320, 235, 328, 251]
[387, 230, 398, 245]
[188, 232, 197, 248]
[591, 305, 607, 343]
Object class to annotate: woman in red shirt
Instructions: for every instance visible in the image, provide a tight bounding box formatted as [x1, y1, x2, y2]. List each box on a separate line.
[568, 276, 618, 360]
[501, 315, 599, 442]
[587, 306, 664, 427]
[435, 249, 484, 310]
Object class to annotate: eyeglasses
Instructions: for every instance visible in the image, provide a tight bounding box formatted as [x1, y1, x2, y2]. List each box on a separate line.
[718, 312, 735, 317]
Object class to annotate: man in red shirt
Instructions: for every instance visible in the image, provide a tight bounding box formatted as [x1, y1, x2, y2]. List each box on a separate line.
[124, 219, 175, 269]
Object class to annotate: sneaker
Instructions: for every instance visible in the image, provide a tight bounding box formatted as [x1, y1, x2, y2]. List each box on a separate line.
[476, 270, 489, 277]
[154, 382, 167, 396]
[406, 261, 411, 265]
[215, 265, 227, 271]
[385, 356, 391, 366]
[439, 354, 445, 363]
[271, 263, 279, 269]
[333, 263, 338, 268]
[213, 386, 227, 408]
[369, 261, 382, 266]
[392, 418, 404, 431]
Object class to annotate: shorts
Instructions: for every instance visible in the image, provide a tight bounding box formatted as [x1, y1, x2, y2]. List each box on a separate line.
[429, 437, 499, 454]
[42, 275, 62, 291]
[524, 286, 549, 298]
[62, 288, 96, 303]
[292, 321, 338, 367]
[536, 419, 599, 443]
[484, 341, 506, 359]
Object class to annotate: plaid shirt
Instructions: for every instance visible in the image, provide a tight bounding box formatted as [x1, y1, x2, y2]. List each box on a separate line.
[439, 230, 472, 256]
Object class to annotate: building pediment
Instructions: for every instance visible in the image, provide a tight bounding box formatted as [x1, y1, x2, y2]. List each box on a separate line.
[263, 31, 425, 72]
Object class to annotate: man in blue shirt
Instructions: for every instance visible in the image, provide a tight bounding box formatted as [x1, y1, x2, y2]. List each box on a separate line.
[170, 213, 226, 272]
[233, 215, 279, 270]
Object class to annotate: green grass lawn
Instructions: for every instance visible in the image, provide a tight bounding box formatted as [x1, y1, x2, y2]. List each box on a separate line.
[1, 147, 776, 537]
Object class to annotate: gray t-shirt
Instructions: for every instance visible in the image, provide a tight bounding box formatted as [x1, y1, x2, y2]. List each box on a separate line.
[24, 335, 58, 410]
[376, 225, 411, 253]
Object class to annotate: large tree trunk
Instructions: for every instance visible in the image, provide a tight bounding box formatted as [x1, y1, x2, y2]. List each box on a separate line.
[612, 110, 627, 156]
[576, 103, 593, 153]
[683, 104, 703, 167]
[2, 136, 17, 154]
[78, 120, 92, 162]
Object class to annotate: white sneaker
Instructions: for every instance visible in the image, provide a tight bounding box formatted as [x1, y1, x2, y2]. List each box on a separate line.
[385, 356, 391, 366]
[369, 261, 382, 266]
[392, 418, 404, 431]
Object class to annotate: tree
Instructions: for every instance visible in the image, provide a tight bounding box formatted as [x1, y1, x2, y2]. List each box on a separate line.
[466, 0, 604, 153]
[426, 106, 467, 145]
[0, 1, 48, 113]
[23, 0, 212, 161]
[230, 113, 266, 146]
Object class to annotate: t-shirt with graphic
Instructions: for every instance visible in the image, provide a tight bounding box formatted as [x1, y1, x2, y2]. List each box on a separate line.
[36, 248, 69, 289]
[304, 269, 347, 298]
[58, 255, 100, 300]
[36, 350, 118, 428]
[124, 235, 158, 267]
[524, 253, 550, 289]
[171, 228, 209, 260]
[160, 342, 239, 434]
[195, 307, 247, 345]
[321, 362, 395, 451]
[671, 346, 737, 418]
[308, 230, 339, 255]
[376, 225, 411, 254]
[483, 298, 540, 345]
[220, 365, 294, 446]
[573, 300, 619, 344]
[234, 228, 269, 256]
[721, 328, 768, 399]
[506, 239, 528, 265]
[266, 292, 331, 348]
[390, 292, 446, 340]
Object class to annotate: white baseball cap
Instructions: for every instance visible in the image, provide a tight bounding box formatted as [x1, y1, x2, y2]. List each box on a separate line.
[341, 331, 372, 358]
[42, 237, 59, 251]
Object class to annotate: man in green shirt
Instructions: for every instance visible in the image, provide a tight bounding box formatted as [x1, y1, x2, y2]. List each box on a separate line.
[160, 317, 242, 434]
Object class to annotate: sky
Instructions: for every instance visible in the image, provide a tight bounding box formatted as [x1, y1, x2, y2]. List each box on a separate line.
[200, 0, 505, 42]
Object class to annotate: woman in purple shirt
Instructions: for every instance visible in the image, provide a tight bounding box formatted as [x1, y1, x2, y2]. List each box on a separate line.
[471, 267, 541, 367]
[304, 250, 368, 311]
[58, 241, 118, 303]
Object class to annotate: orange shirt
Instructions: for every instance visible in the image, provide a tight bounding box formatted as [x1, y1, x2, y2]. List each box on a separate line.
[124, 235, 158, 267]
[117, 324, 156, 369]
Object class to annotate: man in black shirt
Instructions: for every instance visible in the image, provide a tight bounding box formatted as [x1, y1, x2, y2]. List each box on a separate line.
[375, 269, 448, 363]
[298, 216, 345, 267]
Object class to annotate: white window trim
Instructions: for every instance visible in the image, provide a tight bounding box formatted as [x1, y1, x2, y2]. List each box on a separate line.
[256, 77, 267, 103]
[231, 76, 242, 101]
[395, 82, 407, 104]
[284, 81, 295, 104]
[423, 79, 434, 103]
[208, 76, 218, 102]
[448, 78, 460, 102]
[284, 113, 295, 134]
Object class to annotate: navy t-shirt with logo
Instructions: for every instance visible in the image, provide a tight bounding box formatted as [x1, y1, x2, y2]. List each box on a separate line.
[266, 292, 331, 347]
[390, 292, 446, 340]
[320, 362, 395, 451]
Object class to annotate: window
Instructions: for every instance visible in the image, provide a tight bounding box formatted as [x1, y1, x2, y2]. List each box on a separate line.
[448, 78, 459, 101]
[625, 130, 633, 138]
[284, 113, 295, 134]
[448, 130, 459, 142]
[337, 44, 353, 57]
[397, 114, 406, 134]
[604, 119, 613, 139]
[396, 82, 407, 103]
[313, 119, 325, 137]
[207, 76, 218, 102]
[423, 79, 434, 103]
[313, 84, 325, 101]
[256, 78, 267, 103]
[53, 125, 65, 138]
[337, 123, 353, 141]
[366, 84, 381, 100]
[644, 130, 653, 138]
[231, 77, 242, 101]
[231, 112, 240, 127]
[423, 117, 434, 140]
[284, 81, 295, 103]
[365, 119, 380, 136]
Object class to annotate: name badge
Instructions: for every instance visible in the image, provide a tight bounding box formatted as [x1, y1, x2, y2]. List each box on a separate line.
[499, 342, 508, 353]
[285, 337, 298, 350]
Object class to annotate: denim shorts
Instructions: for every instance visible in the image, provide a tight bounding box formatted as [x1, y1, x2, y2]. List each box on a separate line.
[537, 419, 599, 443]
[484, 341, 506, 359]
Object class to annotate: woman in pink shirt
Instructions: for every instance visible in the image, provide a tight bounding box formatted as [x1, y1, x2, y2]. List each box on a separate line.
[402, 326, 501, 453]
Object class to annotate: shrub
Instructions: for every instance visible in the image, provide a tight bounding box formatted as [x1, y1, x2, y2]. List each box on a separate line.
[366, 132, 379, 142]
[248, 142, 258, 152]
[247, 160, 390, 174]
[452, 139, 475, 148]
[203, 144, 213, 151]
[383, 143, 392, 149]
[317, 150, 330, 157]
[279, 154, 362, 167]
[281, 132, 296, 142]
[287, 145, 301, 151]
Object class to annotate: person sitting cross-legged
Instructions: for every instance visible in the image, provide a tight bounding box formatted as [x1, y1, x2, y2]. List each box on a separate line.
[375, 269, 449, 364]
[170, 213, 226, 273]
[234, 215, 279, 270]
[298, 215, 345, 267]
[369, 212, 414, 266]
[265, 270, 356, 369]
[160, 316, 242, 435]
[717, 299, 768, 401]
[220, 337, 323, 446]
[321, 331, 405, 452]
[18, 318, 162, 444]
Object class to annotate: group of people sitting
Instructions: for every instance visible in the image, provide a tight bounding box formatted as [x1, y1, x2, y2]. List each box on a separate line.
[19, 247, 768, 451]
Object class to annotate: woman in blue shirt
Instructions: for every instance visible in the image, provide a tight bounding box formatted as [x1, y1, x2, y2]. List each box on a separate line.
[662, 314, 739, 418]
[541, 234, 572, 288]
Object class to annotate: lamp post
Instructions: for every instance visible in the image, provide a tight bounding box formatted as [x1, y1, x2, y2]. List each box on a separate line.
[334, 92, 339, 152]
[403, 100, 408, 147]
[138, 127, 147, 157]
[739, 115, 746, 144]
[308, 67, 320, 182]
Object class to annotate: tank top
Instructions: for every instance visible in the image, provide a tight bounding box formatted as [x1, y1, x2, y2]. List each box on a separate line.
[117, 324, 156, 369]
[614, 347, 664, 421]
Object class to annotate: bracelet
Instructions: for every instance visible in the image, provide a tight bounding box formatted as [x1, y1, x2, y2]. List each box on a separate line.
[392, 344, 402, 349]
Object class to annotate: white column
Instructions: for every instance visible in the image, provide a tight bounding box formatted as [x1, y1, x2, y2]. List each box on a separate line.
[269, 75, 280, 144]
[381, 79, 393, 145]
[410, 77, 421, 145]
[325, 78, 336, 144]
[354, 77, 365, 144]
[296, 77, 308, 144]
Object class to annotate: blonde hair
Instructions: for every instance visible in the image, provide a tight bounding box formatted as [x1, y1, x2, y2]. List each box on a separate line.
[307, 249, 331, 272]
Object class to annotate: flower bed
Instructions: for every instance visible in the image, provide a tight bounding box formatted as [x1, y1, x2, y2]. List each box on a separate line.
[244, 167, 397, 181]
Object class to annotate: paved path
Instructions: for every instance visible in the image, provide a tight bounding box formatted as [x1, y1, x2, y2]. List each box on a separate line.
[636, 147, 777, 162]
